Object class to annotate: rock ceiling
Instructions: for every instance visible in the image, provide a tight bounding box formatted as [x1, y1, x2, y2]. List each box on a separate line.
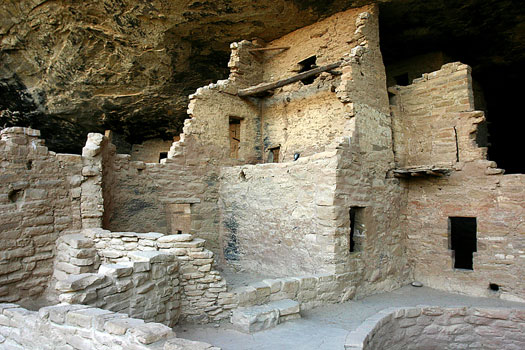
[1, 0, 523, 153]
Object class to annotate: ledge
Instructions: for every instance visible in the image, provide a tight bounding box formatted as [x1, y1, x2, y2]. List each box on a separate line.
[392, 166, 452, 178]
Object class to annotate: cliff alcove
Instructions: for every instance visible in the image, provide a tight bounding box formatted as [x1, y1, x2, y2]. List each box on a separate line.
[1, 0, 523, 155]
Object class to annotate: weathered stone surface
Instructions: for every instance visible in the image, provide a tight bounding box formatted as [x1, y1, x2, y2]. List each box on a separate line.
[346, 307, 525, 350]
[231, 299, 301, 333]
[55, 273, 106, 292]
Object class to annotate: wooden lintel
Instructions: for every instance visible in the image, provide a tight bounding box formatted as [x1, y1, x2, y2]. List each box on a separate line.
[238, 61, 343, 97]
[248, 46, 290, 52]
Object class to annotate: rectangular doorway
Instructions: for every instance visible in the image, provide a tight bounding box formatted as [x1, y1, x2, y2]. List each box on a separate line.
[449, 217, 477, 270]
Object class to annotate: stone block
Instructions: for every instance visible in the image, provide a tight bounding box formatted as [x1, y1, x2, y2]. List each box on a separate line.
[59, 290, 97, 304]
[41, 304, 89, 324]
[104, 317, 145, 335]
[262, 279, 282, 293]
[129, 322, 174, 344]
[55, 273, 106, 292]
[65, 307, 113, 328]
[98, 264, 133, 278]
[60, 234, 94, 249]
[157, 234, 193, 243]
[129, 251, 176, 263]
[272, 299, 300, 316]
[231, 304, 279, 333]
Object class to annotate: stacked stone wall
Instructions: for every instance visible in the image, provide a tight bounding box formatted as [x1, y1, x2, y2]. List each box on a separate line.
[390, 62, 486, 167]
[91, 229, 229, 323]
[391, 63, 525, 301]
[346, 306, 525, 350]
[106, 152, 221, 253]
[0, 303, 218, 350]
[0, 127, 82, 303]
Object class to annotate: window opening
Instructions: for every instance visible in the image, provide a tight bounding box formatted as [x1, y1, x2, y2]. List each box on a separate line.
[268, 146, 280, 163]
[298, 56, 318, 85]
[349, 207, 365, 252]
[229, 117, 242, 159]
[449, 217, 477, 270]
[159, 152, 168, 162]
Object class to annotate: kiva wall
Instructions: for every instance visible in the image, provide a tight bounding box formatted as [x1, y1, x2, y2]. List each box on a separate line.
[0, 127, 82, 303]
[346, 306, 525, 350]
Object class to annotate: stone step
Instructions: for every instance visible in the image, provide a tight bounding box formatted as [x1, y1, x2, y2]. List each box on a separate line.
[230, 299, 301, 333]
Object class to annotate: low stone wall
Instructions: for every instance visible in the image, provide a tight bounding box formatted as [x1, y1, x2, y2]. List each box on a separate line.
[0, 303, 219, 350]
[87, 229, 229, 323]
[345, 306, 525, 350]
[55, 249, 181, 326]
[232, 273, 354, 311]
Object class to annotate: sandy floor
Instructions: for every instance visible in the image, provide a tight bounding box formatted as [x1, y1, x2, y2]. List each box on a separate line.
[174, 285, 525, 350]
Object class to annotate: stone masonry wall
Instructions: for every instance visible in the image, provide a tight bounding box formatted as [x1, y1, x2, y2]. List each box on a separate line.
[106, 151, 222, 252]
[91, 229, 230, 323]
[0, 127, 82, 303]
[0, 303, 219, 350]
[390, 62, 486, 168]
[219, 150, 340, 275]
[333, 109, 410, 298]
[218, 6, 410, 298]
[54, 236, 182, 326]
[403, 162, 525, 300]
[258, 6, 385, 162]
[392, 63, 525, 301]
[346, 306, 525, 350]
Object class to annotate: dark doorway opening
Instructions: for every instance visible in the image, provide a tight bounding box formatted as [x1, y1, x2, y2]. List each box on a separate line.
[394, 73, 409, 86]
[298, 56, 318, 85]
[268, 146, 280, 163]
[349, 207, 365, 253]
[449, 217, 477, 270]
[159, 152, 168, 162]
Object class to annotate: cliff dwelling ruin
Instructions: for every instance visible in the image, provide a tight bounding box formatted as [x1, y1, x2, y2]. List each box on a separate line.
[1, 1, 524, 349]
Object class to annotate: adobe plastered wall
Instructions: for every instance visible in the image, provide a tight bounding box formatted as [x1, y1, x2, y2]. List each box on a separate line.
[220, 150, 341, 275]
[105, 153, 221, 251]
[258, 8, 365, 161]
[130, 138, 176, 163]
[346, 306, 525, 350]
[0, 127, 82, 303]
[392, 63, 525, 300]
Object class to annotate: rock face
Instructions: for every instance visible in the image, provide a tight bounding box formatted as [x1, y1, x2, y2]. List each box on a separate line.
[0, 0, 360, 152]
[0, 0, 523, 153]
